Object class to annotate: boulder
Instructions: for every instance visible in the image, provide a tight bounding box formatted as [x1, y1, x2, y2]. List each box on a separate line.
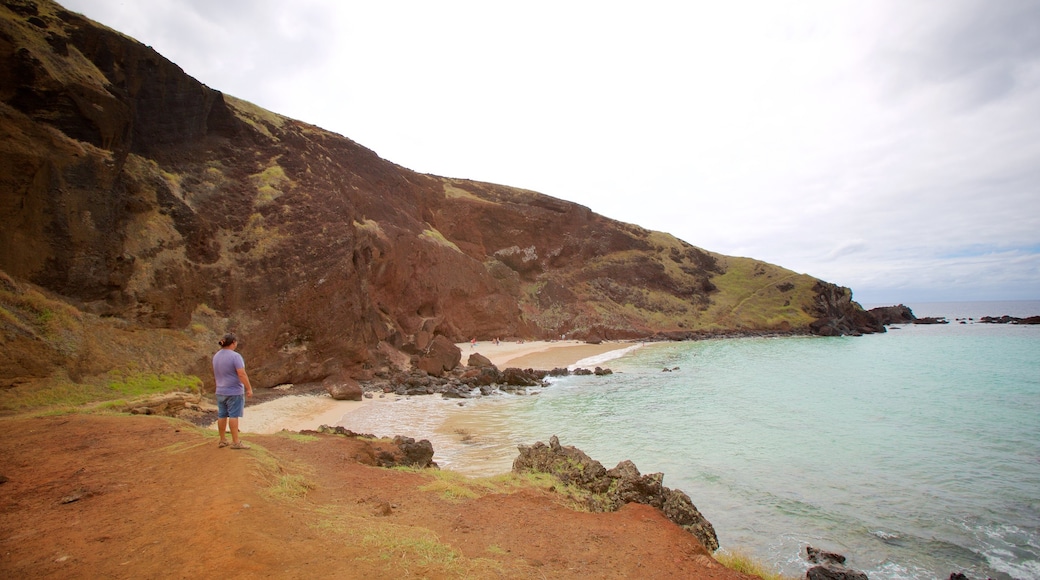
[500, 367, 541, 387]
[416, 335, 461, 377]
[467, 353, 494, 368]
[324, 375, 363, 401]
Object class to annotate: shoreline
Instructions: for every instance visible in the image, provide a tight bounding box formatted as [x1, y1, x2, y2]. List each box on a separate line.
[230, 340, 636, 435]
[461, 339, 635, 369]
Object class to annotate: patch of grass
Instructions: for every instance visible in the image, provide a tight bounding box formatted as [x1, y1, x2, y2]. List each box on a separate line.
[715, 548, 795, 580]
[485, 544, 507, 555]
[0, 372, 202, 413]
[241, 441, 317, 502]
[268, 474, 315, 500]
[362, 525, 461, 568]
[277, 432, 320, 443]
[105, 371, 202, 397]
[420, 228, 462, 253]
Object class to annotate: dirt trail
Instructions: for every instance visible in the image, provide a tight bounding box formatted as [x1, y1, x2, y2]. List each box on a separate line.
[0, 414, 751, 579]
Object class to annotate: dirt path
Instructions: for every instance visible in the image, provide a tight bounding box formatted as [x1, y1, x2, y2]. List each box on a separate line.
[0, 414, 752, 579]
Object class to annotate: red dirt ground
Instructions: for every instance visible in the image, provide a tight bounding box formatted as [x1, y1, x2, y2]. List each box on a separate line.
[0, 414, 754, 579]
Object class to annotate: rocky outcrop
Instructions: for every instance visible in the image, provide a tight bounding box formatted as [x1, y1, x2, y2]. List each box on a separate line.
[808, 282, 885, 336]
[314, 425, 437, 468]
[804, 546, 868, 580]
[512, 435, 719, 552]
[868, 304, 916, 325]
[979, 315, 1040, 325]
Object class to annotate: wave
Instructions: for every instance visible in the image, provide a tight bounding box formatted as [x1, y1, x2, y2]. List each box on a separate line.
[568, 343, 643, 370]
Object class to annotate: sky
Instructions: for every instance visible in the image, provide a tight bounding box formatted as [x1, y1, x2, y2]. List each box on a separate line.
[58, 0, 1040, 305]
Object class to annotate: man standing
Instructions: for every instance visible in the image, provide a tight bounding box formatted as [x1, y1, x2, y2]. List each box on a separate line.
[212, 333, 253, 449]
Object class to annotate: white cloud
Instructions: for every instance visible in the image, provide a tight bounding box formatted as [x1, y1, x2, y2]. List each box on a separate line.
[58, 0, 1040, 303]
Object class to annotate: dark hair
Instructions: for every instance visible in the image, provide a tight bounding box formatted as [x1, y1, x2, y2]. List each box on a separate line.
[218, 333, 237, 348]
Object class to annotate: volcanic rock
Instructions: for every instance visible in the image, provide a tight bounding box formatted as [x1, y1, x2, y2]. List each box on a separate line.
[513, 435, 719, 552]
[467, 353, 494, 368]
[416, 335, 462, 377]
[324, 375, 363, 401]
[868, 304, 916, 325]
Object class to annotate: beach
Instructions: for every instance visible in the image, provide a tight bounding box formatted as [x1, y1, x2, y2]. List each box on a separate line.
[232, 340, 634, 435]
[463, 339, 634, 369]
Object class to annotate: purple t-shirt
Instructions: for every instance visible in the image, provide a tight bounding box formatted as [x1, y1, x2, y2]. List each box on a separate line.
[213, 348, 245, 396]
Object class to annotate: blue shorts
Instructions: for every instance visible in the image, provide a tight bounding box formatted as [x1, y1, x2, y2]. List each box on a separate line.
[217, 394, 245, 419]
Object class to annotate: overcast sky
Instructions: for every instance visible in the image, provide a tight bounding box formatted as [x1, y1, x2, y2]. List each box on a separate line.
[59, 0, 1040, 305]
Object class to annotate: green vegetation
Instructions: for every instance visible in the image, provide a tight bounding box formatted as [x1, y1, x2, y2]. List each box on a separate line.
[442, 180, 494, 204]
[252, 162, 291, 205]
[105, 371, 201, 397]
[399, 466, 595, 512]
[715, 548, 796, 580]
[0, 372, 201, 413]
[697, 254, 816, 330]
[420, 228, 462, 253]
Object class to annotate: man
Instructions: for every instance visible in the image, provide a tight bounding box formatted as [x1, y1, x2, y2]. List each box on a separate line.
[212, 332, 254, 449]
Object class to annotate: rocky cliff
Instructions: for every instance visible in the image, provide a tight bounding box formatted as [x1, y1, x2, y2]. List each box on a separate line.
[0, 0, 881, 391]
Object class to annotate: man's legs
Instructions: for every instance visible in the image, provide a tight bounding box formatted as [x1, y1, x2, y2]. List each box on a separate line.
[217, 395, 230, 446]
[229, 417, 240, 444]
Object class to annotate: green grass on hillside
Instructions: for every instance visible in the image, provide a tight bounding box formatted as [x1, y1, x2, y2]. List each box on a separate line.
[0, 372, 202, 413]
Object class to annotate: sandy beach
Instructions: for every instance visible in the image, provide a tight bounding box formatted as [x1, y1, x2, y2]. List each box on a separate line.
[461, 339, 635, 369]
[229, 340, 635, 436]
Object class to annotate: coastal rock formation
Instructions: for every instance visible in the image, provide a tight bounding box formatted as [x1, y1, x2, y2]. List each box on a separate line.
[314, 425, 437, 468]
[805, 545, 868, 580]
[868, 304, 916, 325]
[980, 315, 1040, 325]
[808, 282, 884, 336]
[1, 0, 881, 392]
[513, 435, 719, 552]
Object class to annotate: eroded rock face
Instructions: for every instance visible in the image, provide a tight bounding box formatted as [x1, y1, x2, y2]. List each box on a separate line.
[808, 282, 885, 336]
[513, 435, 719, 552]
[868, 304, 916, 326]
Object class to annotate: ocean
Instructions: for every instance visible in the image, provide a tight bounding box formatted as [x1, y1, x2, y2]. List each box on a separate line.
[341, 301, 1040, 579]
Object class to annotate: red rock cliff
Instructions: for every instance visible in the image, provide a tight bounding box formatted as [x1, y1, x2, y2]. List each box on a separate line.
[0, 0, 878, 389]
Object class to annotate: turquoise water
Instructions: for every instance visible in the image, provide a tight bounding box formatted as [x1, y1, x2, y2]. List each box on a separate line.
[343, 301, 1040, 579]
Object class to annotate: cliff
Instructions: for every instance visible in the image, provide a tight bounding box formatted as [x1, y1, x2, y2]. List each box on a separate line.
[0, 0, 881, 392]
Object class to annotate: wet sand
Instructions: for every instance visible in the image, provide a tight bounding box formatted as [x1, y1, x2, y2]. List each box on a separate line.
[461, 340, 634, 369]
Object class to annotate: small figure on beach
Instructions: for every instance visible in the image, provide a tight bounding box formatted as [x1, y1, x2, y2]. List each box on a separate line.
[494, 337, 500, 346]
[213, 332, 254, 449]
[471, 338, 476, 349]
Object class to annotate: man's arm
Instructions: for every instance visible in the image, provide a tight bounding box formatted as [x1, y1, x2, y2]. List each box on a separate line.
[236, 367, 254, 397]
